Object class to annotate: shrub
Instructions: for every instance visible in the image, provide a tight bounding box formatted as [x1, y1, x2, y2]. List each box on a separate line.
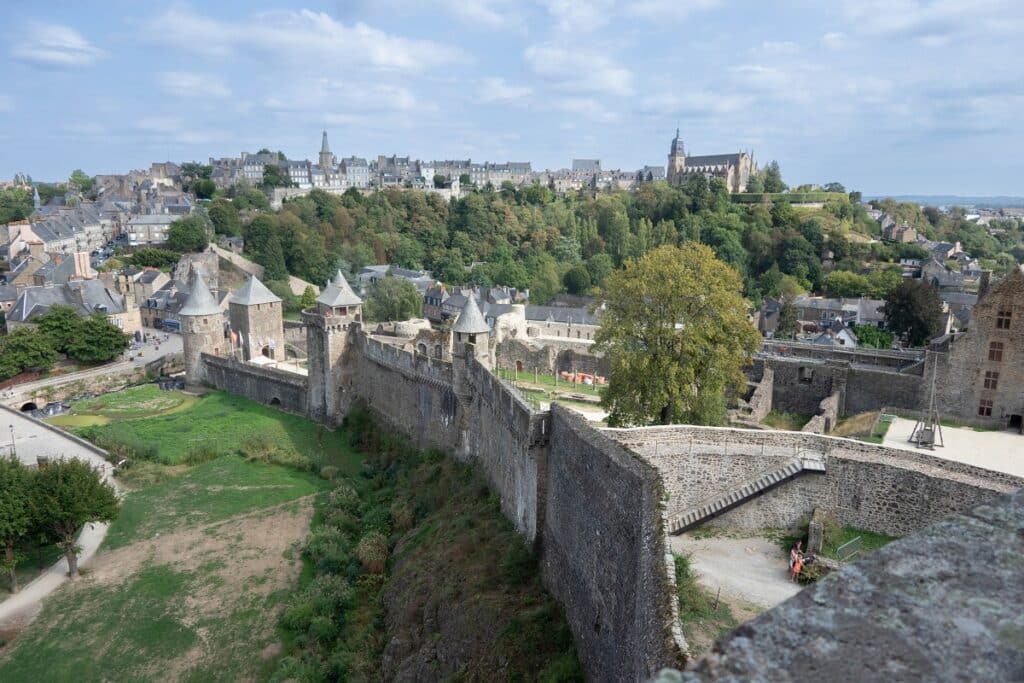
[391, 501, 415, 532]
[356, 532, 388, 574]
[500, 539, 537, 586]
[319, 465, 339, 481]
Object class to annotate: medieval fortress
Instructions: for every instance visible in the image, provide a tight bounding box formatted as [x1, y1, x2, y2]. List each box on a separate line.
[175, 265, 1022, 681]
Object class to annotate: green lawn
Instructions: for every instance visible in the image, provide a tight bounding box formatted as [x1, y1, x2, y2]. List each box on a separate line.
[65, 384, 198, 420]
[495, 367, 604, 396]
[69, 387, 361, 473]
[104, 455, 329, 550]
[0, 456, 331, 682]
[762, 410, 812, 431]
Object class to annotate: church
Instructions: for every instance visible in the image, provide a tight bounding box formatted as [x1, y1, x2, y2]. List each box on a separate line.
[666, 129, 756, 193]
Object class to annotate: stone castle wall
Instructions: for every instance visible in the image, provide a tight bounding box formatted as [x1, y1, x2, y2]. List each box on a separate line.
[202, 354, 308, 415]
[764, 357, 923, 417]
[607, 425, 1022, 536]
[543, 406, 686, 681]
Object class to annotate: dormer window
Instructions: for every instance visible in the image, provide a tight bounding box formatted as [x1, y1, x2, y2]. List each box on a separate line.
[996, 310, 1012, 329]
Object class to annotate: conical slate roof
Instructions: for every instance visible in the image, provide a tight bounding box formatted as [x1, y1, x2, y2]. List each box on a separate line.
[179, 267, 221, 316]
[232, 274, 281, 306]
[316, 270, 362, 307]
[452, 295, 489, 334]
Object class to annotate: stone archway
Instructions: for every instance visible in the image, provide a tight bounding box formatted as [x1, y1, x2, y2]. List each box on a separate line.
[269, 397, 282, 406]
[20, 402, 38, 412]
[262, 346, 273, 358]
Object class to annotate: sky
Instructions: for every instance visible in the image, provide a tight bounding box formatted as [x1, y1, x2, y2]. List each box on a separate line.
[1, 1, 1022, 196]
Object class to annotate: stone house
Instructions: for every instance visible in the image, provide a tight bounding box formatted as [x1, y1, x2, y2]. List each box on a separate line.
[929, 266, 1024, 429]
[7, 279, 141, 334]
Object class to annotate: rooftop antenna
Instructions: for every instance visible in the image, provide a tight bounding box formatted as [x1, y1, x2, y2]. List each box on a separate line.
[909, 349, 944, 449]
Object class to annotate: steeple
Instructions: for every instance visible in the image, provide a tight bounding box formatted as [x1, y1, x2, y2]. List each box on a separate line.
[320, 130, 330, 154]
[319, 131, 334, 170]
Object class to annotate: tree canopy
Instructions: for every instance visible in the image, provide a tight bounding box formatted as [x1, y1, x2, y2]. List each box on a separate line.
[0, 328, 59, 380]
[883, 279, 943, 346]
[31, 458, 119, 578]
[594, 244, 760, 427]
[167, 216, 209, 253]
[0, 187, 33, 224]
[363, 275, 424, 322]
[0, 456, 33, 593]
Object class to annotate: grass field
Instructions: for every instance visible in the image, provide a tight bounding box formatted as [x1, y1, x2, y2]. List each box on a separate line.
[0, 456, 331, 681]
[495, 367, 603, 396]
[762, 410, 812, 431]
[68, 386, 361, 473]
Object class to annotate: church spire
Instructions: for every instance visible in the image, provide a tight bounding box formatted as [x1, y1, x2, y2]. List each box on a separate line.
[320, 130, 330, 154]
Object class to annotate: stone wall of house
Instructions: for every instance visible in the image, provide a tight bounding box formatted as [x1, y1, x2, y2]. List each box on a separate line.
[607, 425, 1022, 536]
[201, 354, 308, 415]
[543, 406, 686, 681]
[678, 490, 1024, 683]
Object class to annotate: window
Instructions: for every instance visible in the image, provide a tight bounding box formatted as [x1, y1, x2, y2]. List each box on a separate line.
[978, 399, 993, 417]
[996, 310, 1012, 329]
[989, 342, 1004, 362]
[799, 367, 813, 384]
[984, 371, 1000, 390]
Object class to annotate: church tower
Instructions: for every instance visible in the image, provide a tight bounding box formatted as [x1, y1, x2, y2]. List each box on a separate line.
[180, 266, 224, 386]
[229, 274, 284, 361]
[304, 270, 362, 424]
[667, 128, 686, 183]
[319, 130, 335, 170]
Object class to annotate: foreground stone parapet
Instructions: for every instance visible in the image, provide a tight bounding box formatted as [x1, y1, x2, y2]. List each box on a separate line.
[676, 489, 1024, 682]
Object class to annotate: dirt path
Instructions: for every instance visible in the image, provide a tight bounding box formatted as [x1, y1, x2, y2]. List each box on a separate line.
[671, 534, 802, 610]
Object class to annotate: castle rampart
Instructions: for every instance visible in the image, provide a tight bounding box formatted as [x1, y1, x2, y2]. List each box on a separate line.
[201, 354, 309, 415]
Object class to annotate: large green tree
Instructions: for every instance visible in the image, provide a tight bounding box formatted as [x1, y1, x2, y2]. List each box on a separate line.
[31, 458, 119, 578]
[0, 328, 58, 380]
[761, 161, 787, 193]
[208, 198, 241, 236]
[0, 187, 33, 224]
[37, 305, 82, 354]
[883, 279, 943, 346]
[776, 298, 799, 339]
[66, 314, 131, 363]
[0, 456, 33, 593]
[595, 244, 761, 427]
[167, 216, 209, 253]
[363, 276, 423, 322]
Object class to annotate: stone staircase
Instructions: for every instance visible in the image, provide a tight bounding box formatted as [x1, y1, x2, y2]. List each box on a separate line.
[668, 455, 827, 534]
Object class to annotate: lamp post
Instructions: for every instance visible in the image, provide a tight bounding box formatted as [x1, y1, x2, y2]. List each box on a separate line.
[9, 424, 15, 457]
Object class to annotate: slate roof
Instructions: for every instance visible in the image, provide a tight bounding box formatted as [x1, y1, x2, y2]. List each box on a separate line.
[178, 267, 222, 316]
[685, 153, 744, 168]
[231, 274, 281, 306]
[317, 270, 362, 307]
[0, 284, 18, 303]
[452, 295, 490, 334]
[8, 280, 126, 323]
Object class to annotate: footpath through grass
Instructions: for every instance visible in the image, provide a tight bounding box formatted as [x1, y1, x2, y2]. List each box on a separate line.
[0, 455, 331, 682]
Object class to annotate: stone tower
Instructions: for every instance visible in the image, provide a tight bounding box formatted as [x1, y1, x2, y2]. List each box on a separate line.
[229, 274, 284, 361]
[667, 128, 686, 183]
[319, 130, 334, 170]
[450, 295, 492, 393]
[179, 267, 224, 386]
[304, 270, 362, 423]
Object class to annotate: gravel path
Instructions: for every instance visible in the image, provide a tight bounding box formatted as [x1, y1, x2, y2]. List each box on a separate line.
[670, 533, 802, 610]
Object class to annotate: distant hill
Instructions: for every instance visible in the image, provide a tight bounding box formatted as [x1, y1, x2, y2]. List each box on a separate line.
[866, 195, 1024, 209]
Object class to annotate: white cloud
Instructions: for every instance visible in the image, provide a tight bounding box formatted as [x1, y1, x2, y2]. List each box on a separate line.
[0, 96, 12, 113]
[539, 0, 613, 32]
[840, 0, 1021, 44]
[755, 41, 799, 56]
[146, 7, 462, 71]
[11, 23, 105, 68]
[437, 0, 520, 28]
[821, 32, 849, 50]
[554, 97, 619, 124]
[524, 44, 633, 96]
[479, 77, 532, 103]
[640, 91, 753, 118]
[159, 72, 231, 99]
[627, 0, 722, 20]
[264, 79, 423, 114]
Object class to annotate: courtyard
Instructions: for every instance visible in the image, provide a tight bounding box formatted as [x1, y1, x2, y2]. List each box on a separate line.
[883, 416, 1024, 478]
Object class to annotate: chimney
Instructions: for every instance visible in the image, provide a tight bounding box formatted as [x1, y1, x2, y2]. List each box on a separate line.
[29, 241, 45, 260]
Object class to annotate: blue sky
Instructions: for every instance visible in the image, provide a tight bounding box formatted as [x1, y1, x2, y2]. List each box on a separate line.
[1, 1, 1021, 195]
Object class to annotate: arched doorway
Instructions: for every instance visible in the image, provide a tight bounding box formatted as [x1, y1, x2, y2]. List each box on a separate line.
[262, 346, 273, 358]
[417, 342, 427, 355]
[20, 402, 38, 412]
[269, 397, 282, 406]
[516, 360, 524, 372]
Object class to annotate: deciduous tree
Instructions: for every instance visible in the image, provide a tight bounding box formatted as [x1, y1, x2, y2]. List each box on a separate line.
[31, 458, 118, 578]
[595, 244, 760, 427]
[0, 457, 33, 593]
[883, 279, 943, 346]
[0, 328, 58, 380]
[167, 216, 209, 253]
[363, 276, 423, 322]
[66, 314, 131, 363]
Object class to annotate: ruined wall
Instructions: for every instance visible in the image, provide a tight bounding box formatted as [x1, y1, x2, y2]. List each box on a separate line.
[767, 357, 923, 417]
[766, 359, 838, 415]
[496, 338, 608, 376]
[843, 366, 923, 414]
[543, 406, 686, 682]
[607, 426, 1022, 536]
[802, 390, 839, 434]
[201, 354, 308, 415]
